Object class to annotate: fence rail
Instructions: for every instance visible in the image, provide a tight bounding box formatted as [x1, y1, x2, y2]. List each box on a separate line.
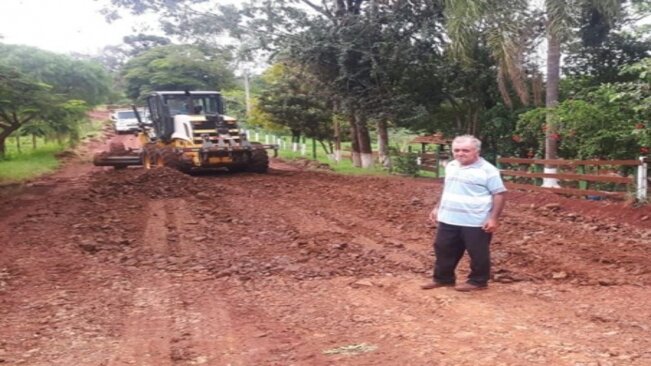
[497, 157, 648, 201]
[243, 130, 649, 202]
[498, 157, 641, 166]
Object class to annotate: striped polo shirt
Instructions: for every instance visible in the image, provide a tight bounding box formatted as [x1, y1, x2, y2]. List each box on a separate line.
[437, 157, 506, 227]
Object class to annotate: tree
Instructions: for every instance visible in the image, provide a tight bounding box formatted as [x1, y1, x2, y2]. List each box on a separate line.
[102, 1, 453, 168]
[121, 44, 235, 100]
[0, 64, 55, 158]
[92, 34, 172, 74]
[563, 31, 651, 90]
[445, 0, 624, 187]
[542, 1, 621, 172]
[0, 44, 111, 107]
[445, 0, 538, 109]
[260, 0, 449, 168]
[516, 58, 651, 160]
[255, 63, 333, 155]
[0, 44, 110, 158]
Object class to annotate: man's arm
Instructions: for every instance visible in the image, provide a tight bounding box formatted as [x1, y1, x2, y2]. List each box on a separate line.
[428, 201, 440, 224]
[482, 192, 506, 233]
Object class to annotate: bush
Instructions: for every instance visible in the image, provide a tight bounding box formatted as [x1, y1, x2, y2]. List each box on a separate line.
[389, 148, 419, 176]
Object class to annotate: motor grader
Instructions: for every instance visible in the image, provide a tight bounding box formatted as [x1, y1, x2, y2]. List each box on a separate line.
[94, 91, 276, 173]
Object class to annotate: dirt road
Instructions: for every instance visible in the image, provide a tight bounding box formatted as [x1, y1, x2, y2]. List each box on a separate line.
[1, 130, 651, 365]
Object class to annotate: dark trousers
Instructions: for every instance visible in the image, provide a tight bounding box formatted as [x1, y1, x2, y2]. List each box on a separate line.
[433, 222, 492, 286]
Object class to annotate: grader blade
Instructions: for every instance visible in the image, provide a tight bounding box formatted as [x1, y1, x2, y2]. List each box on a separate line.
[93, 142, 142, 169]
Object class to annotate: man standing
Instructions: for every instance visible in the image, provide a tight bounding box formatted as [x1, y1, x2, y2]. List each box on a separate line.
[422, 135, 506, 292]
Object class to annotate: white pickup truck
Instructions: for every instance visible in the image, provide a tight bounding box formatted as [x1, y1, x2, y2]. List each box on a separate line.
[110, 108, 152, 133]
[111, 109, 140, 134]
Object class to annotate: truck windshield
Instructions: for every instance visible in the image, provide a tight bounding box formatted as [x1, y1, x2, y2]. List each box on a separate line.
[117, 111, 136, 119]
[164, 95, 222, 115]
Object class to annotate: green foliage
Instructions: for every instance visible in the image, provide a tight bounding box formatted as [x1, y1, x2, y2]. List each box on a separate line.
[480, 104, 534, 161]
[0, 44, 111, 106]
[121, 44, 235, 100]
[102, 0, 650, 164]
[46, 99, 90, 147]
[255, 63, 333, 141]
[516, 58, 651, 160]
[0, 44, 108, 157]
[515, 108, 548, 158]
[221, 89, 247, 122]
[389, 148, 420, 177]
[0, 143, 61, 182]
[563, 32, 651, 92]
[247, 99, 287, 134]
[278, 145, 390, 177]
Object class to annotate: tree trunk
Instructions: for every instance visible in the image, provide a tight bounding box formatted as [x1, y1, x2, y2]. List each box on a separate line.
[377, 119, 391, 169]
[333, 110, 341, 163]
[16, 134, 21, 154]
[532, 72, 544, 106]
[349, 114, 361, 167]
[543, 30, 561, 188]
[291, 129, 301, 152]
[32, 134, 37, 150]
[319, 140, 331, 155]
[0, 137, 6, 159]
[0, 128, 18, 159]
[355, 113, 373, 168]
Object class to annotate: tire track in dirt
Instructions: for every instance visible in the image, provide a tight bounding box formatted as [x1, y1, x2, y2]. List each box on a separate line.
[163, 198, 274, 365]
[108, 200, 176, 366]
[110, 198, 313, 365]
[213, 172, 431, 273]
[173, 195, 334, 365]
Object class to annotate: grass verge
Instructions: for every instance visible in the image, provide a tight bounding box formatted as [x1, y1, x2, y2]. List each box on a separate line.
[0, 118, 104, 184]
[0, 146, 61, 183]
[277, 149, 443, 178]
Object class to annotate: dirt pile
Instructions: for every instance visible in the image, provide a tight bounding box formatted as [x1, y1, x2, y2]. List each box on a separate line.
[87, 167, 217, 199]
[282, 157, 334, 171]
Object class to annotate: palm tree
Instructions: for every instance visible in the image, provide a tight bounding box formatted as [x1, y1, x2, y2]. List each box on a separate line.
[445, 0, 621, 186]
[541, 0, 620, 186]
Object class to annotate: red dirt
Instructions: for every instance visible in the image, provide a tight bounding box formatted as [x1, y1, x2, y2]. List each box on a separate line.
[1, 123, 651, 365]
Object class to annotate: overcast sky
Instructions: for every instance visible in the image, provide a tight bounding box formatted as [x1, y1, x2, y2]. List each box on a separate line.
[0, 0, 153, 55]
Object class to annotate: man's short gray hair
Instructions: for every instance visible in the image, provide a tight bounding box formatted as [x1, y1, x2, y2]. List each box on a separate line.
[452, 135, 481, 151]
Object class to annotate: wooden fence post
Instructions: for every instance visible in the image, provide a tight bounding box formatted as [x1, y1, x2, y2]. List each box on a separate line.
[577, 165, 587, 190]
[534, 162, 542, 186]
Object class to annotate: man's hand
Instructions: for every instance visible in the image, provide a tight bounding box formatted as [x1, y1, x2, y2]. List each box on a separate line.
[482, 218, 499, 233]
[483, 192, 505, 233]
[428, 208, 438, 224]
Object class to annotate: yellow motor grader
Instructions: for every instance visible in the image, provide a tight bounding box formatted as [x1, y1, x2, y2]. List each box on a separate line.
[94, 91, 276, 173]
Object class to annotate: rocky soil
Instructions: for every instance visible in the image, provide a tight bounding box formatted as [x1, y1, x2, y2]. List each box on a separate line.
[1, 127, 650, 365]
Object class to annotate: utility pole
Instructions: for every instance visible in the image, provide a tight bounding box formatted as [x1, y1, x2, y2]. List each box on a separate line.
[243, 69, 251, 116]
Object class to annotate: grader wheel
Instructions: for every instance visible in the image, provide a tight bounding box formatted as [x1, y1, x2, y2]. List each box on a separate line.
[142, 145, 158, 170]
[158, 147, 181, 170]
[247, 144, 269, 173]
